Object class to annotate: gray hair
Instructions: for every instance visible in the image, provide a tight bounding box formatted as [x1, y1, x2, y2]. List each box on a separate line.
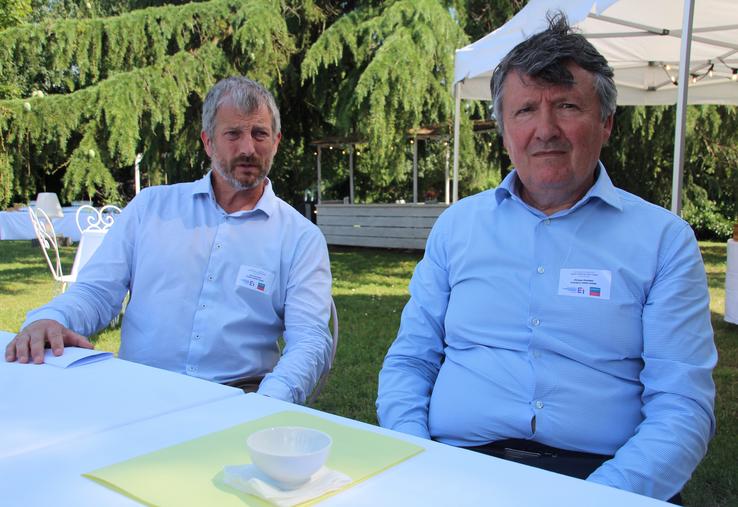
[201, 76, 281, 139]
[490, 12, 617, 135]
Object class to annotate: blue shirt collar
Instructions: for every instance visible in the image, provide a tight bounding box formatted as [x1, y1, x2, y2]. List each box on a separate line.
[191, 171, 277, 217]
[494, 162, 623, 216]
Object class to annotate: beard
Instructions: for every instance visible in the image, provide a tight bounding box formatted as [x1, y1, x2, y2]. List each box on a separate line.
[212, 154, 271, 191]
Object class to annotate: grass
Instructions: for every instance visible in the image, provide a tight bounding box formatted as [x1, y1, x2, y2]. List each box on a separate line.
[0, 241, 124, 353]
[0, 240, 735, 506]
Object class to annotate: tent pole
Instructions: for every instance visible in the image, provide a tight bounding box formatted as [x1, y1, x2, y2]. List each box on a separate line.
[317, 146, 322, 204]
[134, 153, 143, 195]
[671, 0, 696, 216]
[452, 82, 461, 203]
[349, 146, 355, 204]
[444, 137, 450, 205]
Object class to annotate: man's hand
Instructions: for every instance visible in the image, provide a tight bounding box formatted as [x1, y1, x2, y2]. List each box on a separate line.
[4, 320, 93, 364]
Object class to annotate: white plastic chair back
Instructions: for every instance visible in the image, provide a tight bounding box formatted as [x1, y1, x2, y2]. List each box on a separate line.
[308, 297, 339, 404]
[75, 204, 121, 233]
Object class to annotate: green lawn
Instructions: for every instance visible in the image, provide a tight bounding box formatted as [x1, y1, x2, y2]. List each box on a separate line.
[0, 240, 735, 506]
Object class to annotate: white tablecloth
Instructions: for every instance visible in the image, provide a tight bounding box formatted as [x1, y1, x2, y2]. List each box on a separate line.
[0, 331, 241, 460]
[0, 206, 93, 241]
[0, 333, 669, 507]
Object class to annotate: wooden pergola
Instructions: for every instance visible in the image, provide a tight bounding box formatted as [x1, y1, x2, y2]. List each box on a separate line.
[311, 120, 495, 205]
[311, 136, 363, 204]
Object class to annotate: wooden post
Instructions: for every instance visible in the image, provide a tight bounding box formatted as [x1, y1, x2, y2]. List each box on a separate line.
[349, 146, 355, 204]
[317, 146, 322, 204]
[412, 136, 418, 204]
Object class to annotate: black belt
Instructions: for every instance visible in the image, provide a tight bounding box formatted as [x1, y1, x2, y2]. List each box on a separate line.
[470, 438, 612, 461]
[222, 375, 264, 393]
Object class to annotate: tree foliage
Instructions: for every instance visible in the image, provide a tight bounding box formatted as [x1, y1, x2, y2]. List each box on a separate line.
[0, 0, 295, 205]
[301, 0, 470, 189]
[602, 104, 738, 238]
[0, 0, 31, 30]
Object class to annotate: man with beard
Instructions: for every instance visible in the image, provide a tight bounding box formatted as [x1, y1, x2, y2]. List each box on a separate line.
[6, 77, 333, 404]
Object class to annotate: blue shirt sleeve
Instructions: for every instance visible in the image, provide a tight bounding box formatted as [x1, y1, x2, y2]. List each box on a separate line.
[587, 222, 717, 499]
[257, 226, 333, 404]
[23, 194, 140, 335]
[376, 213, 451, 438]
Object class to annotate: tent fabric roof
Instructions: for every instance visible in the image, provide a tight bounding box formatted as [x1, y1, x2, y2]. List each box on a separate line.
[454, 0, 738, 105]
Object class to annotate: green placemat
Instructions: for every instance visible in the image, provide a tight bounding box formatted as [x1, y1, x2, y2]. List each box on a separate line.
[84, 410, 424, 506]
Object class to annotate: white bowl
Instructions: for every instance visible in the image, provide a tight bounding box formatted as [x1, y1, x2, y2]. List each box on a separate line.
[246, 426, 332, 489]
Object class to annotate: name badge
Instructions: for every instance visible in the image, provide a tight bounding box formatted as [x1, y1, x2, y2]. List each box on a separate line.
[236, 265, 275, 295]
[558, 268, 611, 300]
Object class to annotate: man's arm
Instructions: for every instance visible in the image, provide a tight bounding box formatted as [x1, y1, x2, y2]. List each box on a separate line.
[587, 223, 717, 500]
[257, 228, 333, 404]
[376, 221, 451, 439]
[6, 196, 141, 362]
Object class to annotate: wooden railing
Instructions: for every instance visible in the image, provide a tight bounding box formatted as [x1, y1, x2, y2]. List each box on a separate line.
[316, 203, 448, 250]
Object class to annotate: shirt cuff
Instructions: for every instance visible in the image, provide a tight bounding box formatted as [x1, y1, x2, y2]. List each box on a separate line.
[257, 376, 296, 404]
[390, 421, 431, 440]
[586, 469, 618, 489]
[22, 309, 71, 332]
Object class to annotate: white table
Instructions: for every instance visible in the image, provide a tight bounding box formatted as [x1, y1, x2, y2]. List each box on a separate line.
[0, 331, 241, 460]
[0, 206, 93, 241]
[0, 341, 668, 507]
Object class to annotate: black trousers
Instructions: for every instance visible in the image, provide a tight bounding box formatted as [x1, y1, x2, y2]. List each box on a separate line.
[464, 439, 683, 505]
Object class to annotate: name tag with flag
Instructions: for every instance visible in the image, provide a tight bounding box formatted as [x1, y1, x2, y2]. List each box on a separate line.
[558, 268, 611, 300]
[237, 265, 275, 295]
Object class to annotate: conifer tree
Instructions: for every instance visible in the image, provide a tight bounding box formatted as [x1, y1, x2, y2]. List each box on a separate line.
[0, 0, 295, 206]
[301, 0, 472, 195]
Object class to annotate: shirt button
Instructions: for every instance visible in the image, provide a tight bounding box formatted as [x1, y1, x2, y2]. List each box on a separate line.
[544, 219, 551, 225]
[216, 243, 222, 249]
[535, 400, 544, 409]
[537, 266, 545, 274]
[193, 334, 200, 340]
[208, 274, 214, 281]
[186, 365, 198, 372]
[201, 304, 206, 309]
[532, 318, 541, 327]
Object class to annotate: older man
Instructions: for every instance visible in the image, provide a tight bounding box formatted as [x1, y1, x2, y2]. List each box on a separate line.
[376, 14, 716, 503]
[6, 76, 333, 404]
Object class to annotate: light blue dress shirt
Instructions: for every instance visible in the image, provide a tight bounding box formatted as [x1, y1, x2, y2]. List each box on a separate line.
[25, 173, 333, 404]
[377, 165, 716, 500]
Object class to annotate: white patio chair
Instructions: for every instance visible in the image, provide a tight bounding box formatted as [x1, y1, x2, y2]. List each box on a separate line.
[28, 207, 75, 292]
[308, 297, 339, 404]
[72, 205, 121, 277]
[74, 204, 124, 326]
[68, 229, 107, 280]
[75, 204, 121, 234]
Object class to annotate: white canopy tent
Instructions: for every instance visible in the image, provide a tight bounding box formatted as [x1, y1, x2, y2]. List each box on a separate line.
[451, 0, 738, 213]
